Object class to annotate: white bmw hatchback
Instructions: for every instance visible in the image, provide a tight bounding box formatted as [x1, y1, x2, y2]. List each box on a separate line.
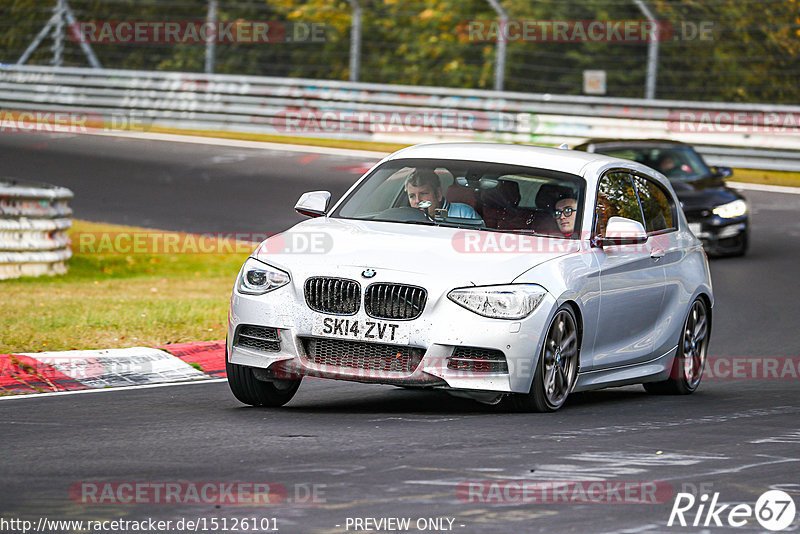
[227, 143, 713, 412]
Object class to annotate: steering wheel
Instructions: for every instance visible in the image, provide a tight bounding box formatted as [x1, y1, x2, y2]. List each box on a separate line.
[374, 207, 431, 222]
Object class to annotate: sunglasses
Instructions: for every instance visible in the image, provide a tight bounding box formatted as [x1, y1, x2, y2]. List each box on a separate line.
[553, 207, 576, 218]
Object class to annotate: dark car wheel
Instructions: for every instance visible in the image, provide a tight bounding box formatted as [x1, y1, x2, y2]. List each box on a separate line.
[226, 352, 301, 407]
[644, 298, 710, 395]
[506, 305, 580, 412]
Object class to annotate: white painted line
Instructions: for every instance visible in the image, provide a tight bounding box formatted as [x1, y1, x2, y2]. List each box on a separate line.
[728, 181, 800, 195]
[84, 130, 390, 159]
[0, 377, 228, 401]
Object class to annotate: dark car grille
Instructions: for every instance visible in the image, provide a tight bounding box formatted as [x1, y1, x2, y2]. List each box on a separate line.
[235, 325, 281, 352]
[364, 283, 427, 320]
[301, 337, 424, 373]
[448, 347, 508, 373]
[304, 277, 360, 315]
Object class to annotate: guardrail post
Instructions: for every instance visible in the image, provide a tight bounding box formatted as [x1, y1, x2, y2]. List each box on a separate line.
[51, 0, 65, 66]
[634, 0, 659, 100]
[347, 0, 362, 82]
[205, 0, 218, 74]
[17, 3, 61, 65]
[62, 2, 102, 68]
[485, 0, 507, 91]
[18, 0, 102, 69]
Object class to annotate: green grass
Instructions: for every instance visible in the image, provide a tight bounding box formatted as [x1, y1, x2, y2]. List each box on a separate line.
[0, 220, 248, 353]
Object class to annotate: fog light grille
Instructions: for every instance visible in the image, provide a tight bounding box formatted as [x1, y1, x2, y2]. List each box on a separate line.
[448, 347, 508, 373]
[235, 325, 281, 352]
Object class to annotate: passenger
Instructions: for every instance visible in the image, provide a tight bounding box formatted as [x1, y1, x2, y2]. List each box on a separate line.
[553, 196, 578, 236]
[404, 169, 479, 219]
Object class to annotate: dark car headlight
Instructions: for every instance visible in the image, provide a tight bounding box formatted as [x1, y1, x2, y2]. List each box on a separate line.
[712, 200, 747, 219]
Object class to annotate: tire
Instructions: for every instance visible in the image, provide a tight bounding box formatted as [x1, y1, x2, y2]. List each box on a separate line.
[644, 298, 710, 395]
[506, 305, 580, 412]
[226, 353, 301, 407]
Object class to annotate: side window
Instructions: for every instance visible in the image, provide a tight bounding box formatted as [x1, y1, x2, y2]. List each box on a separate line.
[632, 175, 675, 234]
[594, 172, 645, 237]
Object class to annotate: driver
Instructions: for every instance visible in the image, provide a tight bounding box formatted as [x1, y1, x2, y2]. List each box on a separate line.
[404, 168, 479, 219]
[553, 196, 578, 236]
[656, 153, 690, 178]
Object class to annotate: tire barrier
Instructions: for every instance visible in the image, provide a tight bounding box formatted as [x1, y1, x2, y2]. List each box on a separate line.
[0, 179, 73, 279]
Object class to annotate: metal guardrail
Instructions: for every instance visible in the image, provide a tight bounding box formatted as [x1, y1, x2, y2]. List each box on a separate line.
[0, 179, 73, 279]
[1, 64, 799, 171]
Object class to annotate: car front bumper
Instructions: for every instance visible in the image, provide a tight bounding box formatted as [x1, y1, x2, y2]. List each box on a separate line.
[686, 215, 748, 256]
[227, 273, 555, 396]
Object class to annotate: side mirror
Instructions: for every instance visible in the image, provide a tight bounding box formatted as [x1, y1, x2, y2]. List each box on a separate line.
[294, 191, 331, 218]
[595, 216, 648, 247]
[712, 166, 733, 179]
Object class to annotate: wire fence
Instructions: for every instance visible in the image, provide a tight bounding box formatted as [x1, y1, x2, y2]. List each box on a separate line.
[1, 0, 799, 104]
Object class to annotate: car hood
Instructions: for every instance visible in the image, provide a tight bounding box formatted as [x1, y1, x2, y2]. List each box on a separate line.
[251, 217, 579, 286]
[671, 176, 743, 210]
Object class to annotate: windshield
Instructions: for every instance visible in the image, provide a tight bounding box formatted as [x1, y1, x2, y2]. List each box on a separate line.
[331, 158, 586, 239]
[596, 145, 711, 182]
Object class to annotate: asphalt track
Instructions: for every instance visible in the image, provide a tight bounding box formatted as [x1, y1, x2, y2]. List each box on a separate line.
[1, 132, 799, 533]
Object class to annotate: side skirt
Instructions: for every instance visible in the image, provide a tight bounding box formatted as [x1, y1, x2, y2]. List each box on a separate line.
[572, 345, 678, 392]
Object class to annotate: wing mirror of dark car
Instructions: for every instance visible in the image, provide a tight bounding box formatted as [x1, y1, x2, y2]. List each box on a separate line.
[295, 190, 331, 218]
[594, 216, 648, 248]
[711, 166, 733, 179]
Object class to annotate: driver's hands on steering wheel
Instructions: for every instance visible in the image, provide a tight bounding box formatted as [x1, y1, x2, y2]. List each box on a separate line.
[417, 200, 434, 221]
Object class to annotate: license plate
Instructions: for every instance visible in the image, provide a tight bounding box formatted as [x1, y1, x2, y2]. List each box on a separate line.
[312, 315, 409, 344]
[688, 223, 702, 236]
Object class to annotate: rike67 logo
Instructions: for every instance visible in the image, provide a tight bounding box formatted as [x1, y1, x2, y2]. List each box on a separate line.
[668, 490, 796, 531]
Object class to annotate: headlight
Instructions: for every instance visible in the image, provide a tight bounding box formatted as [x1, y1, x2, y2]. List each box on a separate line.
[237, 257, 290, 295]
[447, 284, 547, 320]
[712, 199, 747, 219]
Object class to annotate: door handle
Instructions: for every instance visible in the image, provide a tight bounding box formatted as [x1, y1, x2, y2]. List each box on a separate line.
[650, 249, 665, 260]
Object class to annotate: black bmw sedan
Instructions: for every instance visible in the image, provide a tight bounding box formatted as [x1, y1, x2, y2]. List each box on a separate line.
[573, 139, 749, 256]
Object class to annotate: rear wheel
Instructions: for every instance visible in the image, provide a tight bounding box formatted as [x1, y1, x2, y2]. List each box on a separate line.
[644, 298, 709, 395]
[506, 305, 580, 412]
[226, 352, 301, 407]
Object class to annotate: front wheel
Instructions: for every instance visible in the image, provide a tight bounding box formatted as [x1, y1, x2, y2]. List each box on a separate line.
[644, 298, 710, 395]
[505, 305, 580, 412]
[226, 356, 301, 407]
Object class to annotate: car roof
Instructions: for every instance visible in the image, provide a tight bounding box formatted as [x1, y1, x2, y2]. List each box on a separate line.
[383, 142, 628, 177]
[573, 138, 690, 152]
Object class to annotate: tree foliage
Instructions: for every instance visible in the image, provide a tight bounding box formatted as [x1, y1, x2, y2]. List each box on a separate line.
[1, 0, 797, 103]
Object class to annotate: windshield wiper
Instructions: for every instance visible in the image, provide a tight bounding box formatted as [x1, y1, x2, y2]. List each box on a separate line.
[479, 227, 563, 239]
[365, 218, 435, 226]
